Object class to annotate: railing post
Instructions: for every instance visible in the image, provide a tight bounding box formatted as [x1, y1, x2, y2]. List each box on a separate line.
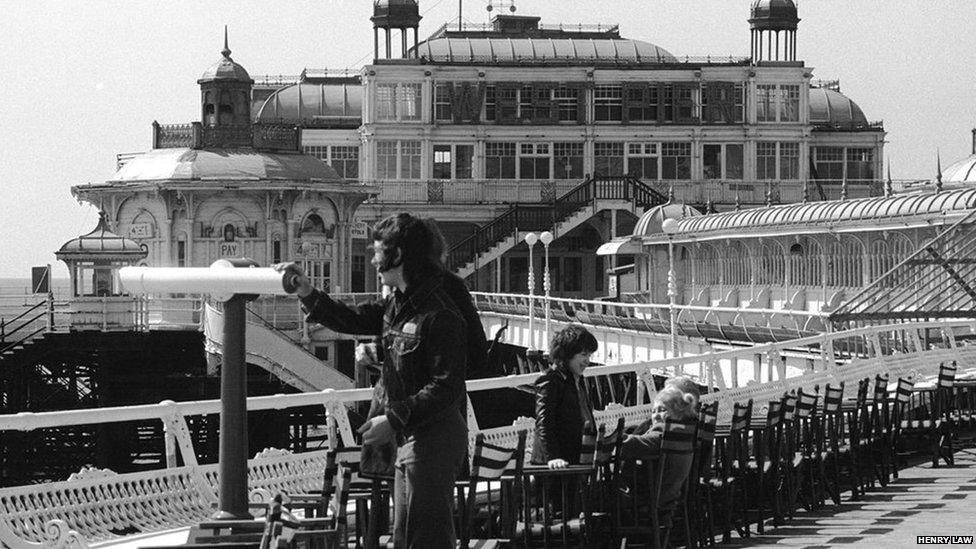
[47, 293, 54, 332]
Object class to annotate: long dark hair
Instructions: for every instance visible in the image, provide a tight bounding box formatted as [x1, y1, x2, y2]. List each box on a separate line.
[371, 213, 441, 286]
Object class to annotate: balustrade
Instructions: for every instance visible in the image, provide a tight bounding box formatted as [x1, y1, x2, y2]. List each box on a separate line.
[0, 319, 972, 548]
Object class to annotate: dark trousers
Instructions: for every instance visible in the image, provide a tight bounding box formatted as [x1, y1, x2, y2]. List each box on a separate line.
[392, 411, 467, 549]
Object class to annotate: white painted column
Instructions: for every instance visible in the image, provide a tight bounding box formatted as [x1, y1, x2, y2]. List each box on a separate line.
[161, 218, 172, 267]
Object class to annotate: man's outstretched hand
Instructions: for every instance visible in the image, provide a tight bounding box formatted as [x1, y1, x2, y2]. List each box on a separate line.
[272, 263, 314, 298]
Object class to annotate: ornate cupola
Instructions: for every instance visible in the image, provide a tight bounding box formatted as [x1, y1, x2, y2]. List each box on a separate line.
[56, 211, 147, 298]
[371, 0, 421, 60]
[749, 0, 800, 62]
[198, 27, 254, 127]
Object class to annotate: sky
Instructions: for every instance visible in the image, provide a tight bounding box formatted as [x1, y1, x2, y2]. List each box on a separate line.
[0, 1, 973, 278]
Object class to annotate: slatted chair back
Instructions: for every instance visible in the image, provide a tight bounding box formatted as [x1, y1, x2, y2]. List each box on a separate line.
[782, 391, 797, 422]
[795, 387, 819, 418]
[595, 418, 626, 467]
[824, 383, 845, 414]
[695, 401, 719, 481]
[874, 374, 890, 402]
[766, 400, 783, 428]
[698, 401, 719, 445]
[856, 377, 870, 409]
[470, 431, 528, 481]
[939, 361, 958, 389]
[460, 432, 528, 547]
[894, 378, 914, 404]
[731, 400, 753, 432]
[578, 421, 600, 466]
[653, 417, 699, 548]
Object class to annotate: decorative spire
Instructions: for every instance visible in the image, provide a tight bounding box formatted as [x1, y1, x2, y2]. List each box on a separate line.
[885, 162, 893, 197]
[706, 197, 716, 214]
[765, 182, 773, 207]
[840, 179, 848, 201]
[667, 182, 675, 203]
[936, 150, 943, 193]
[222, 25, 232, 59]
[802, 182, 809, 203]
[734, 193, 741, 211]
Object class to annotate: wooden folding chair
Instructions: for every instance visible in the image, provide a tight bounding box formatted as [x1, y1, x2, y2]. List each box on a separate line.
[457, 431, 528, 548]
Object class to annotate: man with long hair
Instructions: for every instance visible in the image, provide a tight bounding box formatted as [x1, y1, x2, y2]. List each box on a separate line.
[288, 213, 468, 548]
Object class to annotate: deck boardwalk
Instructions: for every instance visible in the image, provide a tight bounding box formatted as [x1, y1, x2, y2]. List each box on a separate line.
[727, 449, 976, 548]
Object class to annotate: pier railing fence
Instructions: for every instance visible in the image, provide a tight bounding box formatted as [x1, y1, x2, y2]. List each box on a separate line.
[0, 319, 972, 548]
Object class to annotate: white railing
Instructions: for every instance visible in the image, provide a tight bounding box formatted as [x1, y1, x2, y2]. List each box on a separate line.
[368, 179, 583, 204]
[0, 319, 973, 548]
[46, 296, 204, 333]
[472, 291, 830, 343]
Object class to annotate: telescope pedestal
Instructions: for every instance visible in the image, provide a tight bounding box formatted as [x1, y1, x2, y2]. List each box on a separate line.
[212, 294, 254, 520]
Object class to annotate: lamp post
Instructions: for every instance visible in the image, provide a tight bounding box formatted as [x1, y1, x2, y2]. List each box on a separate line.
[540, 231, 553, 347]
[524, 232, 538, 350]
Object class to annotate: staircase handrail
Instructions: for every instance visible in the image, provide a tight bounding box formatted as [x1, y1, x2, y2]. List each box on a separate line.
[0, 307, 48, 346]
[446, 175, 668, 273]
[1, 300, 47, 333]
[0, 327, 46, 355]
[245, 305, 302, 345]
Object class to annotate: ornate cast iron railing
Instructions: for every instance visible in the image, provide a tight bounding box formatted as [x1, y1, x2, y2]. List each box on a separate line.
[152, 122, 301, 152]
[0, 319, 971, 548]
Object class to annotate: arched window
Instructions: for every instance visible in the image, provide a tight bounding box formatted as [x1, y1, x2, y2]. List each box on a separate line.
[756, 241, 785, 285]
[301, 213, 327, 235]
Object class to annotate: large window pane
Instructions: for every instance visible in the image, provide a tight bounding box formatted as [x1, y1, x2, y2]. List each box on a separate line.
[400, 141, 422, 178]
[779, 142, 800, 179]
[756, 84, 775, 122]
[553, 142, 584, 179]
[756, 141, 777, 180]
[485, 142, 516, 179]
[455, 145, 474, 179]
[594, 142, 625, 176]
[376, 84, 397, 121]
[377, 141, 397, 179]
[814, 147, 845, 180]
[594, 86, 623, 121]
[726, 144, 743, 179]
[782, 85, 800, 122]
[661, 142, 691, 179]
[398, 84, 422, 121]
[847, 148, 875, 180]
[703, 144, 722, 179]
[433, 145, 452, 179]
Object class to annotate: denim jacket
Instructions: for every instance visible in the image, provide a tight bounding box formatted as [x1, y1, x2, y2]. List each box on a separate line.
[300, 275, 468, 438]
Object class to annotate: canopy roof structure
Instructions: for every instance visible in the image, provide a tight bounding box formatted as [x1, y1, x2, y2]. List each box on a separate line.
[831, 209, 976, 323]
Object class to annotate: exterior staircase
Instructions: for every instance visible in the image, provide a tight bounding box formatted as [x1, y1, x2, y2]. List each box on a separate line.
[0, 299, 50, 363]
[447, 176, 667, 279]
[203, 302, 354, 392]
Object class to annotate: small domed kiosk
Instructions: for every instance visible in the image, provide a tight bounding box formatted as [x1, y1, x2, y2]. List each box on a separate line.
[56, 212, 147, 330]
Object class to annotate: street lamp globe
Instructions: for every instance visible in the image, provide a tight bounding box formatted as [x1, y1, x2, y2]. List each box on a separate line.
[524, 232, 539, 246]
[540, 231, 553, 246]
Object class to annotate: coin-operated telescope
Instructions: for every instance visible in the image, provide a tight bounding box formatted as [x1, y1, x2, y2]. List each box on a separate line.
[119, 259, 302, 520]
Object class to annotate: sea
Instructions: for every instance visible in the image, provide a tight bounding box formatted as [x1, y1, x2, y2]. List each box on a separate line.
[0, 277, 71, 320]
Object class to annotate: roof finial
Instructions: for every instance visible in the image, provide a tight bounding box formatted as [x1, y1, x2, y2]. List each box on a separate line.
[840, 179, 848, 200]
[667, 182, 675, 203]
[734, 193, 741, 211]
[885, 162, 893, 197]
[802, 181, 809, 203]
[936, 149, 943, 193]
[706, 196, 716, 214]
[222, 25, 232, 59]
[765, 182, 773, 207]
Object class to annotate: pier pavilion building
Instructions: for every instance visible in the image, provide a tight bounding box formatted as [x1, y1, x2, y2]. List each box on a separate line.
[248, 0, 886, 298]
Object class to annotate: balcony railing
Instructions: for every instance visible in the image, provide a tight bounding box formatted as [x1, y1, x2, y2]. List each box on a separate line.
[152, 122, 300, 152]
[365, 178, 891, 206]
